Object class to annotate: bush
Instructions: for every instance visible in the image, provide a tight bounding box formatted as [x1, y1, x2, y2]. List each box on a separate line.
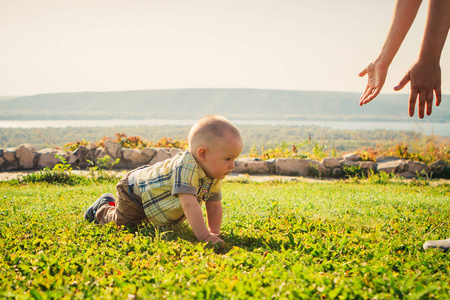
[355, 136, 449, 164]
[19, 155, 120, 185]
[20, 155, 88, 185]
[342, 163, 366, 179]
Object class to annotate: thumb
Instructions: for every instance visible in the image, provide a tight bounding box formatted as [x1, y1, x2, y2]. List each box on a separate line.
[394, 73, 410, 91]
[358, 68, 368, 77]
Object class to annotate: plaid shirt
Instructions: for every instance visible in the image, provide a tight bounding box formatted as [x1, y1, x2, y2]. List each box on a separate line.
[128, 150, 222, 227]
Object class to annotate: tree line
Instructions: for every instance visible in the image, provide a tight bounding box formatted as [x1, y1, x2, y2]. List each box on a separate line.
[0, 125, 438, 155]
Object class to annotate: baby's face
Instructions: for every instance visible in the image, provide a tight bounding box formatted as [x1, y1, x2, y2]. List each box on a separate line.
[202, 134, 243, 179]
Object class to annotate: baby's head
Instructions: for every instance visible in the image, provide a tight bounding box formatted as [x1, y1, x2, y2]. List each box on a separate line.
[189, 115, 243, 179]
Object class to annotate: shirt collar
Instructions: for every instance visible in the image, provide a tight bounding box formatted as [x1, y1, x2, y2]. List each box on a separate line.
[185, 149, 214, 182]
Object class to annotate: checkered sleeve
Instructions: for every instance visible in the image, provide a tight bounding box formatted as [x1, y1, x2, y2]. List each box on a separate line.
[172, 163, 198, 196]
[207, 180, 222, 201]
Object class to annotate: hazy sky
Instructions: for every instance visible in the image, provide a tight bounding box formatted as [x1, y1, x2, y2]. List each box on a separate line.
[1, 0, 449, 96]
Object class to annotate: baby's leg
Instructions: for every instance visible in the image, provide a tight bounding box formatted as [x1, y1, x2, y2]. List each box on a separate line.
[106, 175, 148, 227]
[93, 193, 116, 225]
[85, 193, 116, 224]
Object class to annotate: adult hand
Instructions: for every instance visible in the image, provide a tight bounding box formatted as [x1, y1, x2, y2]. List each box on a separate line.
[394, 60, 441, 118]
[359, 60, 390, 105]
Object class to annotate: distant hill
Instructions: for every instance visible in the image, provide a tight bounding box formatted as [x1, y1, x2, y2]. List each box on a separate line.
[0, 88, 448, 122]
[0, 96, 21, 102]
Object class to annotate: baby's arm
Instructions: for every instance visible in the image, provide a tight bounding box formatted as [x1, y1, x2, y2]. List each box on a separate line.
[205, 200, 223, 235]
[179, 193, 224, 244]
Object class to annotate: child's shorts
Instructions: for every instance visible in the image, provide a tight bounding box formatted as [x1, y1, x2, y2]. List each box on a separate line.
[96, 168, 149, 226]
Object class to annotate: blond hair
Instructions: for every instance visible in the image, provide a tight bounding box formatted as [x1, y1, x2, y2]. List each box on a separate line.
[188, 115, 241, 151]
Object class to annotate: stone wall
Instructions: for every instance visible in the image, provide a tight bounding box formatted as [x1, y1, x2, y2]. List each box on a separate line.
[234, 153, 447, 179]
[0, 143, 448, 179]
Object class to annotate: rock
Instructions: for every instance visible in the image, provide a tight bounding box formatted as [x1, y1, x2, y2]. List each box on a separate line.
[342, 153, 361, 161]
[149, 148, 171, 165]
[376, 156, 399, 163]
[121, 148, 151, 168]
[4, 148, 17, 164]
[428, 160, 448, 176]
[331, 167, 342, 177]
[87, 147, 102, 163]
[16, 144, 38, 169]
[2, 148, 18, 170]
[317, 162, 329, 176]
[397, 171, 416, 179]
[142, 148, 157, 161]
[406, 160, 430, 176]
[38, 148, 70, 169]
[429, 160, 446, 169]
[233, 157, 275, 174]
[87, 142, 99, 150]
[169, 148, 181, 157]
[96, 147, 122, 168]
[103, 140, 121, 159]
[322, 157, 340, 168]
[97, 148, 113, 161]
[359, 161, 376, 171]
[68, 146, 89, 166]
[0, 149, 3, 169]
[376, 159, 407, 174]
[274, 158, 320, 176]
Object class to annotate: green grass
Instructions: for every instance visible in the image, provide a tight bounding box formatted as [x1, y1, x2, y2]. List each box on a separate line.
[0, 180, 449, 299]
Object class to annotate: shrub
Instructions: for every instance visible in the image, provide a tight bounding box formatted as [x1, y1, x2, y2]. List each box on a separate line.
[92, 134, 188, 150]
[87, 155, 120, 181]
[20, 155, 88, 185]
[342, 163, 365, 179]
[64, 139, 89, 151]
[367, 170, 392, 184]
[19, 155, 120, 185]
[307, 163, 320, 178]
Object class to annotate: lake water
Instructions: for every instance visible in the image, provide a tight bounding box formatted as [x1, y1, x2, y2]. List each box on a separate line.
[0, 119, 448, 136]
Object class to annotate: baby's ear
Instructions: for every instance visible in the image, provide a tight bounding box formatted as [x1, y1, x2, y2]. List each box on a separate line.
[197, 146, 208, 161]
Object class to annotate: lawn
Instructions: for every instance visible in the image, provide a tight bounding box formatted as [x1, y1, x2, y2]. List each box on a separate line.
[0, 179, 449, 299]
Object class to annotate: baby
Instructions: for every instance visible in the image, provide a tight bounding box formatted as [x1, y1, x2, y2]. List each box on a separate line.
[84, 115, 243, 244]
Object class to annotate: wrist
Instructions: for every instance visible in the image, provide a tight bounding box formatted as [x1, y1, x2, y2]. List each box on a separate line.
[200, 233, 215, 242]
[196, 231, 212, 241]
[418, 52, 441, 65]
[374, 57, 392, 69]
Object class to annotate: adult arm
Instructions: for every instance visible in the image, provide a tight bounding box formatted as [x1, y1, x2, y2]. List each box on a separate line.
[205, 200, 223, 235]
[179, 193, 224, 244]
[394, 0, 450, 118]
[359, 0, 423, 105]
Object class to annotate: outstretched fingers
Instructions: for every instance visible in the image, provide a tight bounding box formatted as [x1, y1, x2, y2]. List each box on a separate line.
[418, 92, 427, 119]
[359, 85, 371, 105]
[426, 90, 433, 116]
[409, 90, 418, 117]
[435, 86, 442, 107]
[360, 87, 381, 105]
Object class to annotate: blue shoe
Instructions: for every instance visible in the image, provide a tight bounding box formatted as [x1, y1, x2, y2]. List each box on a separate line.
[84, 193, 116, 223]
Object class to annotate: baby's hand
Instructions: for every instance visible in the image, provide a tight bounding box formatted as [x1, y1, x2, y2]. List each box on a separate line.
[204, 234, 224, 245]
